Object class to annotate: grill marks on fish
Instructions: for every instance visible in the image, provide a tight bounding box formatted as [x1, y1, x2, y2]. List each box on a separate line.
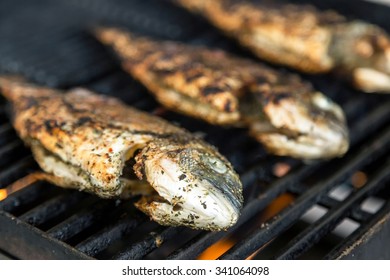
[95, 28, 245, 124]
[95, 27, 349, 159]
[175, 0, 390, 93]
[0, 77, 243, 231]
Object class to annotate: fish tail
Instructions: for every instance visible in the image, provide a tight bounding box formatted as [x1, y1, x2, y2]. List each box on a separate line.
[93, 26, 157, 64]
[0, 75, 31, 102]
[0, 75, 54, 102]
[174, 0, 218, 13]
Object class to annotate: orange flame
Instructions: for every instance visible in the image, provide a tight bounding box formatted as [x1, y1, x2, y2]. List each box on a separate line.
[0, 189, 7, 201]
[246, 193, 295, 260]
[197, 193, 295, 260]
[197, 237, 235, 260]
[260, 193, 295, 221]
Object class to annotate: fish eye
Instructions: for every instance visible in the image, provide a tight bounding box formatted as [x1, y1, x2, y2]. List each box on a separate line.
[312, 92, 329, 108]
[202, 155, 228, 174]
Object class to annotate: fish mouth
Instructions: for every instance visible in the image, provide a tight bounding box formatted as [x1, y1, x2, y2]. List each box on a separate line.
[134, 148, 243, 231]
[353, 68, 390, 93]
[250, 92, 349, 159]
[253, 130, 349, 160]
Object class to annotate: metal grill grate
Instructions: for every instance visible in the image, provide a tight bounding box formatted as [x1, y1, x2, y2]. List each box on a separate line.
[0, 0, 390, 260]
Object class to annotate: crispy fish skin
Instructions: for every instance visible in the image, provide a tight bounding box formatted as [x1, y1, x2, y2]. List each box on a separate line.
[0, 77, 243, 231]
[175, 0, 390, 93]
[95, 27, 349, 160]
[95, 28, 243, 125]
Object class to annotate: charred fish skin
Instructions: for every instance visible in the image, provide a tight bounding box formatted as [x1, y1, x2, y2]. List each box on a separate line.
[247, 78, 349, 160]
[94, 27, 243, 126]
[175, 0, 390, 93]
[95, 27, 349, 160]
[0, 77, 243, 231]
[330, 22, 390, 93]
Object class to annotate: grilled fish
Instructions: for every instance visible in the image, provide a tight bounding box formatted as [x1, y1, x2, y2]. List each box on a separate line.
[0, 77, 243, 231]
[95, 27, 349, 160]
[174, 0, 390, 93]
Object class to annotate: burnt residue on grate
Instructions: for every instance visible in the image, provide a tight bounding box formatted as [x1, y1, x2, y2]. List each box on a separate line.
[1, 0, 390, 260]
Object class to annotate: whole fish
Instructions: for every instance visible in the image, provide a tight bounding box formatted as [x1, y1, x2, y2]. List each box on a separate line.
[174, 0, 390, 93]
[0, 77, 243, 231]
[95, 27, 349, 160]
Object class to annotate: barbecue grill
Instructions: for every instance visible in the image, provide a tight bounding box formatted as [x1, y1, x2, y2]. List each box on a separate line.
[0, 0, 390, 260]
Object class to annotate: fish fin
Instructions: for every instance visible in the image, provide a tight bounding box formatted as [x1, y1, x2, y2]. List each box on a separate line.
[0, 75, 56, 103]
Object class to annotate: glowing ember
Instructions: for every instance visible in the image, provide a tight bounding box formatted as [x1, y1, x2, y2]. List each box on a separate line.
[261, 193, 295, 221]
[273, 163, 291, 178]
[0, 189, 7, 201]
[351, 171, 368, 188]
[197, 237, 235, 260]
[246, 193, 295, 259]
[246, 242, 270, 260]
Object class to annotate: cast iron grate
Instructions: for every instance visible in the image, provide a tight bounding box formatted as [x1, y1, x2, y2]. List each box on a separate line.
[0, 0, 390, 259]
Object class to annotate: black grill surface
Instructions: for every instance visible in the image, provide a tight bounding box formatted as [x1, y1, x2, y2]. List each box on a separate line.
[0, 0, 390, 260]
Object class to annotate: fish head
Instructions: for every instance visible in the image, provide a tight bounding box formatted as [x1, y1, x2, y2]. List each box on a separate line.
[351, 28, 390, 93]
[332, 21, 390, 93]
[134, 137, 243, 231]
[249, 88, 349, 160]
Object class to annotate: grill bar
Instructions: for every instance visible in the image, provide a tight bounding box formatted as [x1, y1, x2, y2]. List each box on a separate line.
[46, 199, 116, 241]
[114, 226, 183, 260]
[168, 101, 390, 259]
[0, 141, 27, 168]
[324, 200, 390, 260]
[342, 96, 374, 121]
[319, 196, 372, 223]
[318, 196, 373, 224]
[168, 161, 316, 259]
[0, 156, 37, 189]
[350, 208, 373, 224]
[76, 215, 145, 256]
[0, 211, 93, 259]
[19, 192, 88, 227]
[220, 128, 390, 259]
[0, 124, 15, 146]
[167, 232, 218, 260]
[167, 193, 279, 260]
[345, 101, 390, 146]
[275, 161, 390, 259]
[0, 0, 389, 260]
[0, 180, 59, 213]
